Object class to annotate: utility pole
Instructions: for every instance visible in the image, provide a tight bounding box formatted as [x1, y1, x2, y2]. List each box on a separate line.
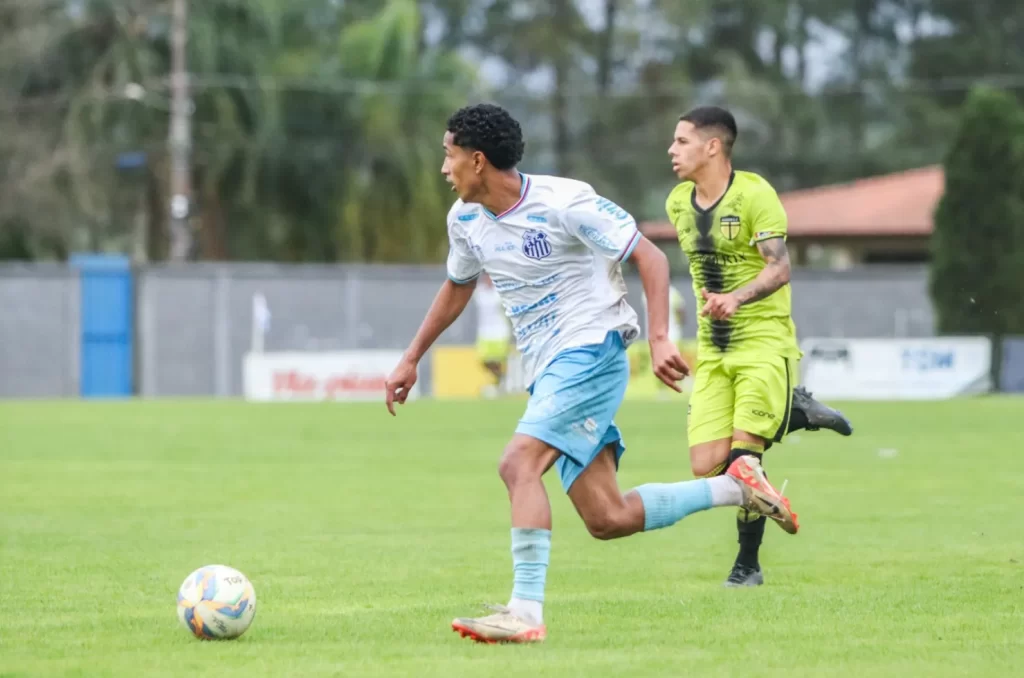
[168, 0, 193, 261]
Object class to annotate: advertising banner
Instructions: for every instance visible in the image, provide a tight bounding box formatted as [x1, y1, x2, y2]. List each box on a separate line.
[999, 337, 1024, 393]
[432, 346, 502, 398]
[243, 351, 410, 402]
[800, 337, 992, 400]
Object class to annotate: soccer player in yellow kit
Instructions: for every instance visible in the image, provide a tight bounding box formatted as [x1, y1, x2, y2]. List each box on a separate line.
[665, 106, 854, 587]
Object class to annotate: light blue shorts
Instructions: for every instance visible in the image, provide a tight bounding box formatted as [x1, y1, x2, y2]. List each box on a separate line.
[515, 331, 630, 492]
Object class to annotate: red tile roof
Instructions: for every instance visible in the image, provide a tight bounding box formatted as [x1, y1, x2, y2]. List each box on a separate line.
[640, 165, 943, 240]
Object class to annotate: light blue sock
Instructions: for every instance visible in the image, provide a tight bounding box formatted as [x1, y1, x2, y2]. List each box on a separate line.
[635, 479, 714, 531]
[510, 528, 551, 602]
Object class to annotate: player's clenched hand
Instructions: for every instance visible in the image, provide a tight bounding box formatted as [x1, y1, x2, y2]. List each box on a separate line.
[700, 288, 740, 320]
[385, 357, 418, 416]
[649, 337, 690, 393]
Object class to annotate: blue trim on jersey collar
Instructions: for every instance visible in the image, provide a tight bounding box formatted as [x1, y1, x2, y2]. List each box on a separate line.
[481, 173, 530, 221]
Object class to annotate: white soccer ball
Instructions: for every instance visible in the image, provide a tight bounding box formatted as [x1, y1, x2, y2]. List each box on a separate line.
[177, 564, 257, 640]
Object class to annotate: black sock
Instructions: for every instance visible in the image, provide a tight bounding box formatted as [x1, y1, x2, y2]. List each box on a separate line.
[736, 513, 767, 569]
[727, 449, 766, 570]
[787, 407, 809, 433]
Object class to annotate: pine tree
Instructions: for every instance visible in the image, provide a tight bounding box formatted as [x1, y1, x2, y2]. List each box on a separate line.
[930, 87, 1024, 341]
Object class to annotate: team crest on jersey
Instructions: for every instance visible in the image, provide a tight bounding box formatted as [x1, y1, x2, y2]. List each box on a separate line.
[522, 230, 552, 260]
[720, 215, 741, 240]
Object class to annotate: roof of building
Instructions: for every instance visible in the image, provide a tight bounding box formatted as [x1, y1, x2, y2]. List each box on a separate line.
[640, 165, 944, 240]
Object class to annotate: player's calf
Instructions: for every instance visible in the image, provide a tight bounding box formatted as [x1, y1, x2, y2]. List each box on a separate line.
[633, 452, 797, 535]
[567, 446, 647, 540]
[630, 458, 792, 534]
[566, 445, 779, 540]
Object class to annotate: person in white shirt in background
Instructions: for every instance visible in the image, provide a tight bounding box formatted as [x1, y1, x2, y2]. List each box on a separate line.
[642, 284, 687, 396]
[474, 273, 512, 397]
[643, 284, 686, 348]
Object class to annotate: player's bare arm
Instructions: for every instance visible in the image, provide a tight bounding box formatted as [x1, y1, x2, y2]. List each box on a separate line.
[701, 237, 790, 320]
[630, 237, 690, 390]
[386, 278, 476, 415]
[735, 236, 791, 305]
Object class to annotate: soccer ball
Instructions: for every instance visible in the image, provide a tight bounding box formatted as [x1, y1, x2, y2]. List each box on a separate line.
[176, 564, 257, 640]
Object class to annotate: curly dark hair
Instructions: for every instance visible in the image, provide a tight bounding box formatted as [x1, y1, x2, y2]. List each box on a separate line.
[446, 104, 525, 171]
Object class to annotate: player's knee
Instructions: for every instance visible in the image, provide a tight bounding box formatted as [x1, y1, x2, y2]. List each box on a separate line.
[497, 438, 545, 488]
[689, 441, 732, 478]
[497, 451, 520, 488]
[583, 508, 629, 540]
[691, 458, 727, 478]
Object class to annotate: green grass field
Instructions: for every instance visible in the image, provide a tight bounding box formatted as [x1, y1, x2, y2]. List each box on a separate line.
[1, 397, 1022, 677]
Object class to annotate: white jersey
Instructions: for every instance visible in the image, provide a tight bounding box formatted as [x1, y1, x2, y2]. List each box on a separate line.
[446, 173, 641, 386]
[473, 282, 511, 342]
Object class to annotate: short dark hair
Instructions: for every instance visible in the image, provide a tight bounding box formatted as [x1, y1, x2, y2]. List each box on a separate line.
[680, 106, 738, 156]
[446, 104, 525, 171]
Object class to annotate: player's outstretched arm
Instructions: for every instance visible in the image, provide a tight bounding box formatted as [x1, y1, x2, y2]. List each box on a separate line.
[385, 279, 476, 415]
[733, 237, 791, 306]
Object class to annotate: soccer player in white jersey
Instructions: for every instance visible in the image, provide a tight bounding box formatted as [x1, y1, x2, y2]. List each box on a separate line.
[473, 273, 512, 396]
[384, 104, 800, 644]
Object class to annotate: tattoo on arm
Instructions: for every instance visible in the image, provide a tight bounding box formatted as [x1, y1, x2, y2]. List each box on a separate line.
[757, 237, 790, 267]
[733, 237, 792, 306]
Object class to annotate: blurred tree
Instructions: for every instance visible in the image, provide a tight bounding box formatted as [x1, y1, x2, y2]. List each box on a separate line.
[178, 0, 476, 262]
[329, 0, 478, 262]
[930, 86, 1024, 362]
[469, 0, 593, 177]
[464, 0, 701, 218]
[1, 0, 1020, 262]
[0, 0, 152, 258]
[880, 0, 1024, 178]
[0, 0, 477, 262]
[908, 0, 1024, 105]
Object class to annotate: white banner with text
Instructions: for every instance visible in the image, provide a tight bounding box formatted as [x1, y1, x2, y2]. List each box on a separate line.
[800, 337, 992, 400]
[243, 351, 411, 402]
